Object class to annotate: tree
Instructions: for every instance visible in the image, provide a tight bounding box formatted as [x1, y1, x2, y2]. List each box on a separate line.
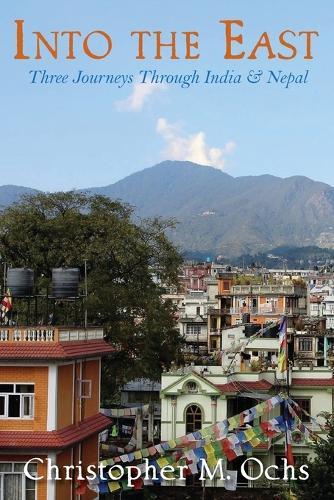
[294, 412, 334, 499]
[0, 192, 184, 399]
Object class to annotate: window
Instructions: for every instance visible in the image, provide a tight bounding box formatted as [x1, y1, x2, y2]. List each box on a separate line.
[298, 338, 313, 352]
[185, 382, 198, 394]
[186, 405, 202, 433]
[0, 462, 37, 500]
[186, 324, 201, 336]
[196, 306, 201, 316]
[223, 281, 230, 291]
[76, 380, 92, 399]
[210, 339, 217, 350]
[293, 399, 311, 422]
[0, 384, 34, 419]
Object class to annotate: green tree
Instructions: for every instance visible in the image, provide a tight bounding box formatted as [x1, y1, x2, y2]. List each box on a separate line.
[294, 412, 334, 499]
[0, 192, 183, 399]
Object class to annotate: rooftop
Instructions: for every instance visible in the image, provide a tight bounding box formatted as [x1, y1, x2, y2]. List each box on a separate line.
[291, 378, 334, 387]
[215, 380, 273, 394]
[0, 339, 114, 360]
[0, 413, 111, 450]
[231, 284, 306, 296]
[0, 326, 104, 343]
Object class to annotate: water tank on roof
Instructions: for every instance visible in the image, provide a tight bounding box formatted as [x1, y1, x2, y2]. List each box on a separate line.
[7, 268, 34, 297]
[52, 268, 80, 298]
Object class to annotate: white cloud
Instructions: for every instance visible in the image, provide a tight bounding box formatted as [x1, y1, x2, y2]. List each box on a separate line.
[115, 82, 165, 112]
[156, 118, 235, 170]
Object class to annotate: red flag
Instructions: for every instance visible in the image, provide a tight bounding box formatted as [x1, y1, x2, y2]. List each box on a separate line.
[75, 479, 87, 495]
[285, 429, 295, 466]
[0, 290, 12, 318]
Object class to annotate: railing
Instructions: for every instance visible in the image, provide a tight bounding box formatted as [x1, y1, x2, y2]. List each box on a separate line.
[58, 328, 104, 341]
[184, 334, 207, 343]
[207, 308, 230, 315]
[231, 285, 306, 295]
[0, 327, 104, 342]
[0, 328, 56, 342]
[179, 312, 207, 320]
[230, 306, 305, 315]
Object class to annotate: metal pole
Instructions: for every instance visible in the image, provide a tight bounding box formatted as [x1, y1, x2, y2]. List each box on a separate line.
[148, 402, 154, 444]
[136, 408, 143, 450]
[3, 262, 6, 294]
[84, 260, 88, 329]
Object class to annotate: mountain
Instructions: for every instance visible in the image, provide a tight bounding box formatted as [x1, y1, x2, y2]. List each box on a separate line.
[86, 161, 334, 257]
[1, 161, 334, 258]
[0, 185, 38, 209]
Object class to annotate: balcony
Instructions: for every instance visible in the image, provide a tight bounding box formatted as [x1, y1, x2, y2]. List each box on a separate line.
[231, 284, 306, 296]
[230, 306, 305, 316]
[184, 333, 208, 343]
[209, 328, 222, 335]
[0, 326, 104, 343]
[207, 308, 230, 315]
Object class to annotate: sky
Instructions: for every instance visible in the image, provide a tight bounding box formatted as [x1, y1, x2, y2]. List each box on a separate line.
[0, 1, 333, 191]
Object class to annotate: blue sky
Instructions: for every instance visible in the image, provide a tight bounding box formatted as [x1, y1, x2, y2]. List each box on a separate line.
[0, 1, 332, 190]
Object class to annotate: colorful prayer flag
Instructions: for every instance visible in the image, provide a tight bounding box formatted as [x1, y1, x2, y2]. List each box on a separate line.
[278, 315, 287, 372]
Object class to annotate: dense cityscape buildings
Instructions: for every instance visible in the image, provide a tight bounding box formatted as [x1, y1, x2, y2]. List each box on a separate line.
[1, 260, 334, 498]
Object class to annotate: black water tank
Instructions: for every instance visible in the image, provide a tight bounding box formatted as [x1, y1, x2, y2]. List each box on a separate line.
[244, 323, 261, 338]
[52, 268, 80, 298]
[7, 268, 34, 297]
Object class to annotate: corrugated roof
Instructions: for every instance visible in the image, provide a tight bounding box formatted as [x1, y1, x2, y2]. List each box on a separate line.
[292, 378, 334, 387]
[216, 380, 273, 393]
[0, 339, 114, 360]
[0, 413, 111, 449]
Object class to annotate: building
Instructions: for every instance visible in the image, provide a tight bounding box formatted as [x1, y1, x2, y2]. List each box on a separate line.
[309, 296, 325, 317]
[0, 325, 113, 500]
[179, 263, 212, 292]
[308, 284, 332, 317]
[208, 272, 236, 352]
[229, 283, 307, 327]
[177, 285, 219, 355]
[293, 329, 334, 368]
[121, 378, 161, 441]
[322, 294, 334, 329]
[160, 361, 334, 488]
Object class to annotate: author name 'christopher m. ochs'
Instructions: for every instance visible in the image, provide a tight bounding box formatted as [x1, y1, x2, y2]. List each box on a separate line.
[23, 457, 309, 488]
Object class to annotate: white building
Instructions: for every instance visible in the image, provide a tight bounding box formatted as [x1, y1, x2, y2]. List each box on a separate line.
[160, 364, 333, 488]
[323, 295, 334, 328]
[170, 281, 219, 355]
